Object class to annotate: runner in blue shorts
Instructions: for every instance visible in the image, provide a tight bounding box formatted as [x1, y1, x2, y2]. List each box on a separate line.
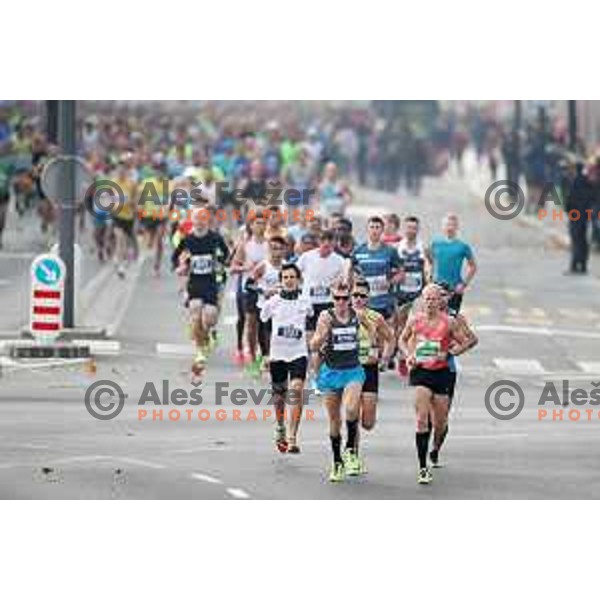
[310, 282, 377, 482]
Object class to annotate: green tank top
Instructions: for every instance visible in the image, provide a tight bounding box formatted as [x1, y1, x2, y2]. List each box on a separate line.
[358, 308, 380, 364]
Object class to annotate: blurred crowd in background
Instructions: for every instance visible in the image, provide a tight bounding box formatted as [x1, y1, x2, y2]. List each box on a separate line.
[1, 100, 600, 256]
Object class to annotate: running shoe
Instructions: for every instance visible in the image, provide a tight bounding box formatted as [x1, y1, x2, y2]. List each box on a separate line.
[342, 449, 361, 476]
[232, 350, 245, 367]
[417, 467, 433, 484]
[245, 356, 262, 379]
[194, 349, 207, 364]
[274, 424, 288, 453]
[397, 358, 409, 378]
[329, 462, 345, 483]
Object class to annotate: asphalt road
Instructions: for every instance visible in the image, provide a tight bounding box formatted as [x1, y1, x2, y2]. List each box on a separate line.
[2, 166, 600, 499]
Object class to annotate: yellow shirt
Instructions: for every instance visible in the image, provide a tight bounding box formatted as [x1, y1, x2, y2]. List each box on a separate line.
[113, 178, 138, 221]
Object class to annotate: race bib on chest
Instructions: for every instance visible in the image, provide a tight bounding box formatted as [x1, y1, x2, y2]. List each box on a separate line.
[365, 275, 388, 297]
[309, 285, 330, 303]
[277, 325, 303, 340]
[332, 326, 358, 351]
[191, 254, 214, 275]
[401, 271, 423, 294]
[415, 340, 441, 363]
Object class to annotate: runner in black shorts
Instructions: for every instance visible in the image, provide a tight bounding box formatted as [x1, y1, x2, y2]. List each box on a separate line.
[399, 284, 471, 485]
[351, 278, 394, 473]
[173, 209, 230, 383]
[427, 281, 478, 467]
[260, 263, 313, 453]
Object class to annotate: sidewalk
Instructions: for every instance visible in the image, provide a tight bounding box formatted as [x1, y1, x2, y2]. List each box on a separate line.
[465, 154, 600, 279]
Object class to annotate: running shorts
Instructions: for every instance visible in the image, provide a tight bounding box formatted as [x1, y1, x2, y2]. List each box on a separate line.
[409, 366, 452, 396]
[317, 363, 365, 394]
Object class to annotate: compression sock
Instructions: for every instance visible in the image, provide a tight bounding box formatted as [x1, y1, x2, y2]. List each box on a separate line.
[416, 432, 429, 469]
[345, 419, 359, 451]
[330, 435, 342, 465]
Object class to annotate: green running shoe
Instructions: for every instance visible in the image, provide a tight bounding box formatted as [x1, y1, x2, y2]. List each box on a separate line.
[342, 449, 361, 476]
[417, 467, 433, 485]
[329, 462, 345, 483]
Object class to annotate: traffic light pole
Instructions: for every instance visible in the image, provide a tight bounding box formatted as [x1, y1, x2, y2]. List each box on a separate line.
[58, 100, 76, 328]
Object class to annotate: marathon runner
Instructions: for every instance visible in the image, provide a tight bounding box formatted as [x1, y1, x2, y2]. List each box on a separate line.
[351, 277, 395, 473]
[297, 230, 348, 337]
[260, 262, 313, 454]
[427, 281, 478, 467]
[316, 162, 352, 224]
[230, 212, 269, 378]
[428, 213, 477, 313]
[395, 216, 430, 375]
[399, 284, 472, 484]
[173, 208, 230, 383]
[112, 160, 139, 278]
[351, 215, 402, 327]
[309, 282, 377, 482]
[247, 235, 288, 367]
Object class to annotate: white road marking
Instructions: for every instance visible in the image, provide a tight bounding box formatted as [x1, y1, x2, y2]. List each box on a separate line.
[450, 433, 529, 440]
[223, 315, 237, 326]
[191, 473, 223, 485]
[478, 325, 600, 340]
[116, 457, 166, 470]
[156, 343, 194, 356]
[72, 340, 121, 355]
[226, 487, 250, 499]
[503, 288, 524, 299]
[576, 362, 600, 375]
[0, 279, 11, 286]
[493, 358, 547, 375]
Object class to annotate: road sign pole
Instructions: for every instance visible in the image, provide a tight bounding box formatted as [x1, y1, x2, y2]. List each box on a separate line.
[58, 100, 76, 328]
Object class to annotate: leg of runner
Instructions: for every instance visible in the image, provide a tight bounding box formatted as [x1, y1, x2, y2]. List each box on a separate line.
[341, 381, 362, 476]
[324, 392, 344, 482]
[287, 374, 305, 453]
[114, 222, 128, 278]
[153, 222, 165, 276]
[269, 361, 288, 453]
[201, 304, 219, 354]
[430, 372, 455, 467]
[430, 394, 450, 467]
[415, 385, 434, 484]
[234, 280, 247, 365]
[189, 299, 209, 381]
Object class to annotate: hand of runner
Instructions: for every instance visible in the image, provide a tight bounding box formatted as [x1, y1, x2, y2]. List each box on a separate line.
[454, 283, 466, 294]
[406, 354, 417, 369]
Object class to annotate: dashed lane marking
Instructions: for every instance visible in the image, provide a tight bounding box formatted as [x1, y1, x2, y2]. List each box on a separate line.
[226, 487, 251, 499]
[190, 473, 223, 485]
[576, 362, 600, 375]
[156, 343, 194, 356]
[493, 358, 547, 375]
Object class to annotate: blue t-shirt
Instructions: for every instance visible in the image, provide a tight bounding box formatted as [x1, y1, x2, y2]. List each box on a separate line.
[352, 243, 400, 312]
[430, 236, 473, 289]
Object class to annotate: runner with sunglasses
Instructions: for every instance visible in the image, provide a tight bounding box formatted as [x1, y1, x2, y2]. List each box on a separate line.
[351, 278, 395, 473]
[310, 282, 377, 482]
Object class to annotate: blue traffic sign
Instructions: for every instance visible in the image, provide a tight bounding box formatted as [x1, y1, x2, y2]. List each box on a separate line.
[33, 256, 63, 286]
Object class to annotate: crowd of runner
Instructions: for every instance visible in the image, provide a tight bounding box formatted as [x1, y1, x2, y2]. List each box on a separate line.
[0, 101, 482, 485]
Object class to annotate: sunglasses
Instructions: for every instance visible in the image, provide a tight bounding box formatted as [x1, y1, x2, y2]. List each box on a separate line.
[352, 292, 369, 299]
[333, 295, 350, 301]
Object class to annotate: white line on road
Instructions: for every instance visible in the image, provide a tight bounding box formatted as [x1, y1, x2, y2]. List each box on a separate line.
[478, 325, 600, 339]
[190, 473, 223, 485]
[226, 487, 251, 499]
[450, 433, 529, 440]
[494, 358, 547, 375]
[116, 457, 166, 470]
[576, 362, 600, 375]
[156, 343, 194, 356]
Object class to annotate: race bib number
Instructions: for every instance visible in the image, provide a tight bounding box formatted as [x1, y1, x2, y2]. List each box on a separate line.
[310, 285, 330, 303]
[191, 254, 214, 275]
[400, 271, 423, 294]
[415, 340, 441, 363]
[277, 325, 303, 340]
[332, 327, 357, 351]
[365, 275, 388, 297]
